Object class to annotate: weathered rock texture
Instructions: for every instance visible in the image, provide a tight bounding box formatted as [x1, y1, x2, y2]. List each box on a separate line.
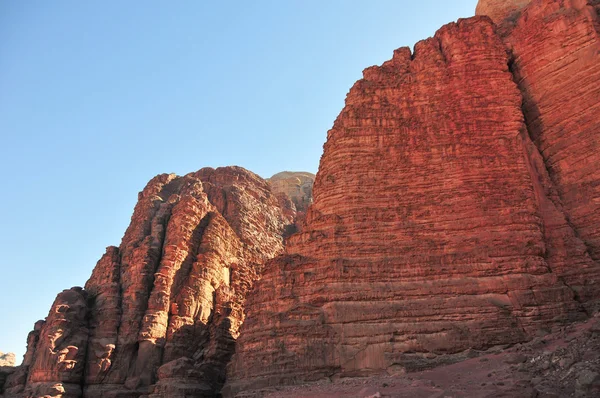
[3, 167, 295, 397]
[266, 172, 315, 216]
[507, 0, 600, 276]
[224, 1, 600, 394]
[0, 354, 15, 368]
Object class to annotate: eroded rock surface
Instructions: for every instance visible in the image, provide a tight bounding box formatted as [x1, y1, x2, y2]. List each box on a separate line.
[224, 1, 600, 394]
[507, 0, 600, 280]
[3, 167, 295, 397]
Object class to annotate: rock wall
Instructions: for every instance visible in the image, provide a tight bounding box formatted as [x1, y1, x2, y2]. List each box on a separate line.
[2, 167, 294, 397]
[224, 1, 600, 394]
[507, 0, 600, 280]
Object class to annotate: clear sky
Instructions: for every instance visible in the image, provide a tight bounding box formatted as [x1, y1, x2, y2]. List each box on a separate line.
[0, 0, 477, 362]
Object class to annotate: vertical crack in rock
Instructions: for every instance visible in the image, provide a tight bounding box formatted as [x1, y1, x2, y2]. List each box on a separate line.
[505, 0, 600, 311]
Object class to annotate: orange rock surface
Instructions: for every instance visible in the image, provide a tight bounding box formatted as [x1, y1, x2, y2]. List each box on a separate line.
[224, 1, 600, 394]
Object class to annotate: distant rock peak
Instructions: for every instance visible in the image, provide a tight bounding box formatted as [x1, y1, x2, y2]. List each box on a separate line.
[0, 353, 15, 367]
[267, 171, 315, 215]
[475, 0, 532, 23]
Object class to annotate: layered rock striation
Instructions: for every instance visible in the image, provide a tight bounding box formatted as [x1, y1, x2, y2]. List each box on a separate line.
[507, 0, 600, 273]
[2, 167, 295, 397]
[225, 1, 600, 394]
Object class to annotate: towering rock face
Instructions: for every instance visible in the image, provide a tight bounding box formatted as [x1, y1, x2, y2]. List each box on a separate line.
[224, 1, 600, 394]
[507, 0, 600, 273]
[476, 0, 531, 23]
[3, 167, 293, 397]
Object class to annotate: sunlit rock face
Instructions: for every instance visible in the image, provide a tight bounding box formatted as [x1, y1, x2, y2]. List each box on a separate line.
[0, 354, 15, 368]
[224, 1, 600, 394]
[267, 171, 315, 215]
[3, 1, 600, 397]
[3, 167, 295, 397]
[475, 0, 531, 23]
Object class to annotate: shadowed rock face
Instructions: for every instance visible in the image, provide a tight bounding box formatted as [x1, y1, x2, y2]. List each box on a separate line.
[224, 1, 600, 394]
[3, 167, 297, 398]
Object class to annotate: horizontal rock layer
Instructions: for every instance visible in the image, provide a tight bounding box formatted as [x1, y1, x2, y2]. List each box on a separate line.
[225, 1, 600, 394]
[3, 167, 294, 398]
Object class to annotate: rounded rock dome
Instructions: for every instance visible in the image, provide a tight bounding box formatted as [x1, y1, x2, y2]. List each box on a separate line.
[475, 0, 531, 24]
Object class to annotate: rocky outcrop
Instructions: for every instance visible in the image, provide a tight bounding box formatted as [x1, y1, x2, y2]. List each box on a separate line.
[224, 1, 600, 394]
[3, 167, 294, 397]
[0, 353, 16, 396]
[0, 354, 15, 368]
[266, 172, 315, 215]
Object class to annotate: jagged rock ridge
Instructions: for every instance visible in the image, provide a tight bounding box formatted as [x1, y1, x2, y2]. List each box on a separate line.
[224, 0, 600, 395]
[1, 167, 299, 397]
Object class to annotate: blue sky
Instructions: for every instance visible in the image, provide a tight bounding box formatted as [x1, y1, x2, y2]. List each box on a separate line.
[0, 0, 477, 362]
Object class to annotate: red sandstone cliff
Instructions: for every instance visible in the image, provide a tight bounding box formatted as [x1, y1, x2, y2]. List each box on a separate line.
[2, 167, 295, 397]
[3, 0, 600, 397]
[224, 0, 600, 395]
